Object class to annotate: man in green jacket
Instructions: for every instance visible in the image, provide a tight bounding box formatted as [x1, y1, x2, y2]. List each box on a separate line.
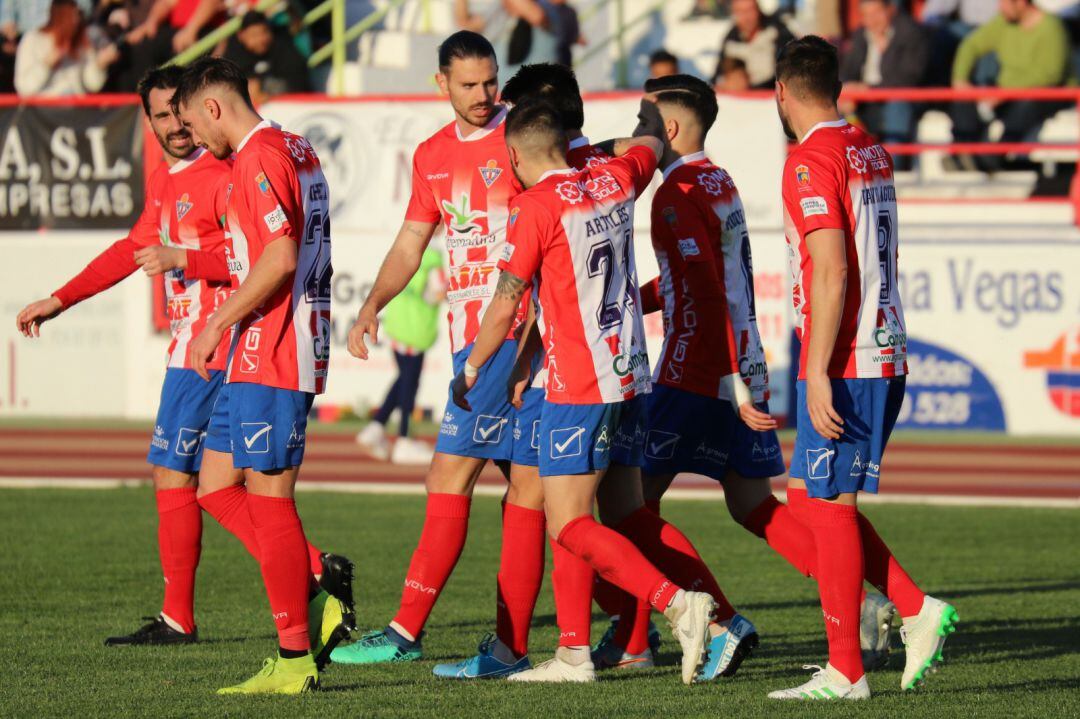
[950, 0, 1071, 170]
[357, 248, 447, 464]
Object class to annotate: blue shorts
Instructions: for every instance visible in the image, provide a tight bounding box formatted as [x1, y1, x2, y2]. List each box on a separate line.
[435, 340, 518, 462]
[538, 396, 646, 477]
[642, 384, 785, 481]
[147, 368, 225, 473]
[511, 387, 543, 467]
[205, 382, 315, 472]
[790, 377, 906, 498]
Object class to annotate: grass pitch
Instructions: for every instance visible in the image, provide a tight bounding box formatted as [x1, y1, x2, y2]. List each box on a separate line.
[0, 488, 1077, 718]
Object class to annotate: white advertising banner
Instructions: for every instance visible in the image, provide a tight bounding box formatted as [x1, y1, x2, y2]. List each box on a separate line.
[1, 96, 1076, 436]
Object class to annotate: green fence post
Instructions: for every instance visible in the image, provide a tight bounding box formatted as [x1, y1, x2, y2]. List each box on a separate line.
[332, 0, 346, 95]
[615, 0, 628, 89]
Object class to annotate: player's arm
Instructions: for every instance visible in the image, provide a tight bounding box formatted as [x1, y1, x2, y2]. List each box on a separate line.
[188, 236, 297, 380]
[16, 237, 141, 338]
[804, 228, 847, 439]
[347, 219, 438, 360]
[595, 99, 667, 156]
[507, 302, 542, 408]
[452, 270, 531, 410]
[639, 276, 661, 314]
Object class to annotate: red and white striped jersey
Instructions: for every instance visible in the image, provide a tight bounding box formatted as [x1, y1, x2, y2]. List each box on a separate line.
[225, 120, 332, 394]
[405, 108, 526, 353]
[499, 146, 658, 404]
[782, 120, 907, 379]
[650, 152, 768, 402]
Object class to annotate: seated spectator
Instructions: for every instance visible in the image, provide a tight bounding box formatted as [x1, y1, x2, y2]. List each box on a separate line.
[14, 0, 120, 95]
[716, 56, 751, 91]
[648, 48, 680, 78]
[840, 0, 929, 151]
[950, 0, 1072, 170]
[922, 0, 1000, 86]
[1, 19, 17, 92]
[1, 0, 93, 36]
[711, 0, 794, 89]
[223, 10, 310, 104]
[502, 0, 581, 70]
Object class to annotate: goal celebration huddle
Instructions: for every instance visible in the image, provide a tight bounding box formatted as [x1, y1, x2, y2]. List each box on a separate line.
[15, 31, 957, 700]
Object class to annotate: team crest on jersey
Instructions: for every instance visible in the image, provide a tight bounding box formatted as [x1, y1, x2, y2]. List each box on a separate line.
[478, 159, 503, 188]
[795, 164, 811, 186]
[255, 172, 271, 194]
[509, 206, 520, 227]
[175, 193, 193, 221]
[555, 180, 585, 205]
[662, 206, 678, 227]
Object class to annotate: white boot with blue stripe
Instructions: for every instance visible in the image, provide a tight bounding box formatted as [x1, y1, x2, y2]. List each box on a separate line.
[696, 613, 759, 681]
[432, 634, 531, 680]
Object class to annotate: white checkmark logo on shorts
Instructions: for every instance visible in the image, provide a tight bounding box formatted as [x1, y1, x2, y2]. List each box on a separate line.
[555, 427, 584, 454]
[241, 423, 272, 454]
[473, 415, 506, 444]
[645, 431, 680, 460]
[175, 427, 204, 456]
[806, 448, 835, 480]
[550, 426, 585, 459]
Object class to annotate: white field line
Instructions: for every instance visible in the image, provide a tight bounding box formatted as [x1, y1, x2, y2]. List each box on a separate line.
[0, 476, 1076, 509]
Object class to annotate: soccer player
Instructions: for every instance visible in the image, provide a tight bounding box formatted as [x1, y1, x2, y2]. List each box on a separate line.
[15, 67, 352, 651]
[451, 101, 716, 685]
[768, 37, 957, 699]
[337, 32, 546, 679]
[172, 57, 343, 694]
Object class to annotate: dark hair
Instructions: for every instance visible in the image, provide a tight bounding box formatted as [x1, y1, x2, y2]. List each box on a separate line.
[500, 63, 584, 131]
[505, 101, 567, 153]
[775, 36, 841, 105]
[240, 10, 271, 30]
[438, 30, 496, 72]
[171, 56, 253, 110]
[137, 65, 186, 116]
[648, 49, 678, 67]
[719, 56, 747, 75]
[643, 73, 718, 133]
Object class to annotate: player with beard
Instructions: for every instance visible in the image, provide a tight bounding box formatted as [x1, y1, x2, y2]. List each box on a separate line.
[15, 67, 354, 653]
[769, 37, 957, 700]
[173, 57, 349, 694]
[335, 32, 547, 680]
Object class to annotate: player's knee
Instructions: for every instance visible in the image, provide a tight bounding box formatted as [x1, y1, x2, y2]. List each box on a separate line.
[425, 452, 480, 495]
[506, 467, 544, 510]
[151, 465, 196, 491]
[722, 473, 772, 525]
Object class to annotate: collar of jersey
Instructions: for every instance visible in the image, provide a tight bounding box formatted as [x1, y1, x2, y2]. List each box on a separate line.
[169, 146, 207, 174]
[568, 135, 591, 150]
[456, 106, 508, 142]
[537, 167, 578, 184]
[236, 118, 279, 152]
[801, 119, 848, 144]
[662, 150, 708, 181]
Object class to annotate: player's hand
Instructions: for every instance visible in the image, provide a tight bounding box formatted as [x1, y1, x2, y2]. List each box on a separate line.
[507, 361, 531, 409]
[738, 401, 778, 432]
[451, 370, 476, 411]
[15, 297, 63, 338]
[633, 97, 665, 140]
[806, 374, 843, 439]
[134, 246, 186, 277]
[188, 323, 224, 381]
[347, 306, 379, 360]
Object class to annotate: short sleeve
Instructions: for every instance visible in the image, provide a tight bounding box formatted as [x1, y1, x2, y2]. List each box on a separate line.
[783, 150, 846, 235]
[610, 145, 659, 198]
[404, 146, 441, 224]
[498, 197, 545, 283]
[651, 187, 715, 265]
[246, 153, 300, 246]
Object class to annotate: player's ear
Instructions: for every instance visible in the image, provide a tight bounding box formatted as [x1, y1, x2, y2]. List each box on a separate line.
[666, 117, 678, 144]
[435, 71, 449, 96]
[204, 97, 220, 120]
[775, 79, 786, 104]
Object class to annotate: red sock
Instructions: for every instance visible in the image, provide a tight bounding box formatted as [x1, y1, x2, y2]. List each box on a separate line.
[307, 541, 323, 578]
[247, 494, 311, 652]
[391, 492, 471, 639]
[495, 503, 546, 657]
[613, 594, 652, 654]
[743, 494, 816, 577]
[550, 537, 594, 647]
[858, 515, 925, 617]
[156, 487, 201, 634]
[198, 484, 261, 560]
[792, 497, 864, 683]
[616, 506, 736, 621]
[557, 515, 679, 612]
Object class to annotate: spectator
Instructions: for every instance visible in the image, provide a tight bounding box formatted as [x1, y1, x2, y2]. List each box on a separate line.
[711, 0, 794, 89]
[125, 0, 224, 57]
[648, 48, 680, 78]
[1, 18, 17, 92]
[840, 0, 929, 151]
[502, 0, 581, 70]
[0, 0, 93, 36]
[922, 0, 999, 85]
[14, 0, 120, 95]
[950, 0, 1072, 170]
[223, 10, 310, 103]
[716, 56, 751, 91]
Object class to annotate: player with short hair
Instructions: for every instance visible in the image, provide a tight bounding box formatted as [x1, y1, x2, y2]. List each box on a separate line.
[451, 101, 717, 685]
[768, 36, 957, 700]
[15, 66, 352, 653]
[335, 32, 547, 679]
[172, 56, 347, 694]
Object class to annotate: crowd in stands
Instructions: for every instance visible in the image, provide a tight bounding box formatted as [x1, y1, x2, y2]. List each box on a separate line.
[1, 0, 1077, 168]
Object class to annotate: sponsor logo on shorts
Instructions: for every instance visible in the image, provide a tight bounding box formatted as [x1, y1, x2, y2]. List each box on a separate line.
[693, 441, 729, 465]
[751, 440, 781, 460]
[286, 422, 305, 449]
[849, 450, 880, 478]
[473, 415, 507, 444]
[645, 430, 680, 460]
[175, 427, 204, 456]
[440, 411, 459, 437]
[550, 426, 585, 459]
[531, 420, 540, 450]
[594, 425, 610, 452]
[241, 422, 272, 454]
[151, 424, 169, 451]
[805, 447, 835, 480]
